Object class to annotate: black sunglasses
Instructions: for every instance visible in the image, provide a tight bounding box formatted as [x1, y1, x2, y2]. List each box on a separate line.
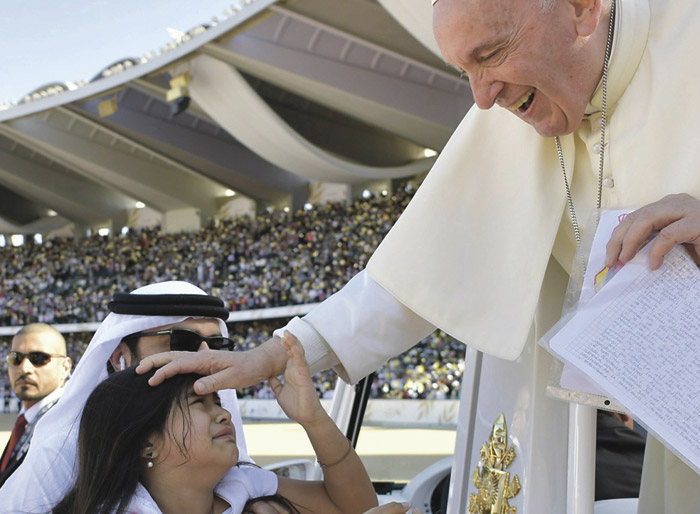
[124, 328, 235, 352]
[6, 351, 66, 367]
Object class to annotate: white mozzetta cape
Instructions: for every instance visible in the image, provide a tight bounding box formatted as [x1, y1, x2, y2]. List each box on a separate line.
[368, 0, 700, 360]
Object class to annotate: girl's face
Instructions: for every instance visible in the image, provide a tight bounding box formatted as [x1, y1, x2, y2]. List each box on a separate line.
[155, 388, 239, 472]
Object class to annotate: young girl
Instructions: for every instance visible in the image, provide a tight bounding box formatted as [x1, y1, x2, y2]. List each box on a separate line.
[52, 333, 379, 514]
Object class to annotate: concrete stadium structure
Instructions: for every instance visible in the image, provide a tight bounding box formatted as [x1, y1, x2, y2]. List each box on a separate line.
[0, 0, 473, 238]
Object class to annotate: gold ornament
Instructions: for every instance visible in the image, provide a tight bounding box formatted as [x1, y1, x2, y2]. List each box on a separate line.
[468, 413, 521, 514]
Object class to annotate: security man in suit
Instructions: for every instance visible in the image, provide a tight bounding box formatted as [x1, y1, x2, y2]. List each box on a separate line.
[1, 324, 70, 486]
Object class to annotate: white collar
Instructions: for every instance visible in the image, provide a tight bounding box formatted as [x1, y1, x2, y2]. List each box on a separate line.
[587, 0, 651, 114]
[21, 387, 63, 423]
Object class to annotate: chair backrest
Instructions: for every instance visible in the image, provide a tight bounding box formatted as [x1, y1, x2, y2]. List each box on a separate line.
[594, 498, 639, 514]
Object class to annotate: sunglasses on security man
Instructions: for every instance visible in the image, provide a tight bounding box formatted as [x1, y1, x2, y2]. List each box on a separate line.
[123, 328, 236, 352]
[6, 351, 66, 367]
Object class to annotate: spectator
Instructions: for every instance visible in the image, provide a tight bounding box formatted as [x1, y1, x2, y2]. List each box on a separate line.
[1, 324, 71, 487]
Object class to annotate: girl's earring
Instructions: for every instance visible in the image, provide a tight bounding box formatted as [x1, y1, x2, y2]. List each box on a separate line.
[145, 450, 155, 468]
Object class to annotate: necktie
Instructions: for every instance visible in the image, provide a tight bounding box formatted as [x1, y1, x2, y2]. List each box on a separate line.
[1, 414, 27, 472]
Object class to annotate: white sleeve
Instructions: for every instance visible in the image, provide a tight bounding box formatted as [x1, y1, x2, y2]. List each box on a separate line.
[275, 270, 435, 384]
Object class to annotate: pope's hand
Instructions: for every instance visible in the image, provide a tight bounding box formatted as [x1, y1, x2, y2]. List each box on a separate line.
[605, 193, 700, 270]
[135, 336, 288, 394]
[363, 503, 423, 514]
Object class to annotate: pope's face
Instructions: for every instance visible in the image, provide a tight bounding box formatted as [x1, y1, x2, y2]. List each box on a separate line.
[434, 0, 601, 137]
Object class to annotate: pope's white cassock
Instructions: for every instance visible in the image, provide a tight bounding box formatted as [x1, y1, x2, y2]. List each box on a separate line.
[280, 0, 700, 511]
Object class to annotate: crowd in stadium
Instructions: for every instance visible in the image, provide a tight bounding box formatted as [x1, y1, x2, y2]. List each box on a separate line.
[0, 189, 414, 326]
[0, 189, 465, 406]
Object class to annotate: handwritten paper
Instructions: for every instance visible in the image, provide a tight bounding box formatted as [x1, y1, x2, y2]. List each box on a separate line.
[550, 240, 700, 474]
[558, 210, 629, 397]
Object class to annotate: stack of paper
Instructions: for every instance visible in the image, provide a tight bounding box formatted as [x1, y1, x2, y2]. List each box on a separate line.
[548, 211, 700, 474]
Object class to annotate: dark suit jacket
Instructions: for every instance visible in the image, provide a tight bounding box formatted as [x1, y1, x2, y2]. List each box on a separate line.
[595, 411, 647, 501]
[0, 446, 26, 487]
[0, 397, 60, 487]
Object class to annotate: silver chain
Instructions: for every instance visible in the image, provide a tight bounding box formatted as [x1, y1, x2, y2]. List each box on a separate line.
[555, 0, 616, 249]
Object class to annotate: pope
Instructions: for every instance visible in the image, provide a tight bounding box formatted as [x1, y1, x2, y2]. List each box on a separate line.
[140, 0, 700, 512]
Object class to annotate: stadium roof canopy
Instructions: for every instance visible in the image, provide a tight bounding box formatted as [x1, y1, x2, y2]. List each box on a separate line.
[0, 0, 473, 236]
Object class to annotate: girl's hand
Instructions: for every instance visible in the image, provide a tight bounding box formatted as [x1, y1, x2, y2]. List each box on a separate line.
[269, 332, 326, 427]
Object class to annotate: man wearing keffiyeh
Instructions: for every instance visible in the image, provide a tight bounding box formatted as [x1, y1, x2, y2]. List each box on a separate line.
[0, 281, 277, 514]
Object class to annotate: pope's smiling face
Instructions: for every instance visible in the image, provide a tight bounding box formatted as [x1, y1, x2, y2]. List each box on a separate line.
[433, 0, 607, 137]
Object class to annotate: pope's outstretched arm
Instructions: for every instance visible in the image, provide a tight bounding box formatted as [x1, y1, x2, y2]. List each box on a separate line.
[138, 271, 435, 392]
[138, 191, 700, 394]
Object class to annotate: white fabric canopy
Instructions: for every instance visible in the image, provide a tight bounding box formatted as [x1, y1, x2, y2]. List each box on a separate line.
[189, 54, 436, 184]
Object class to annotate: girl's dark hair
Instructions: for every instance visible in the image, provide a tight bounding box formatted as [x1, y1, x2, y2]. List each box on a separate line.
[53, 368, 299, 514]
[53, 367, 198, 514]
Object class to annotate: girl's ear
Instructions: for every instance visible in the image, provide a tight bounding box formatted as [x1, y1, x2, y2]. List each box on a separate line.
[141, 444, 158, 460]
[141, 440, 161, 469]
[141, 432, 164, 461]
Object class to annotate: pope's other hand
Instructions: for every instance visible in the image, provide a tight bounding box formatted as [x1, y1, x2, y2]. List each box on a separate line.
[605, 193, 700, 270]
